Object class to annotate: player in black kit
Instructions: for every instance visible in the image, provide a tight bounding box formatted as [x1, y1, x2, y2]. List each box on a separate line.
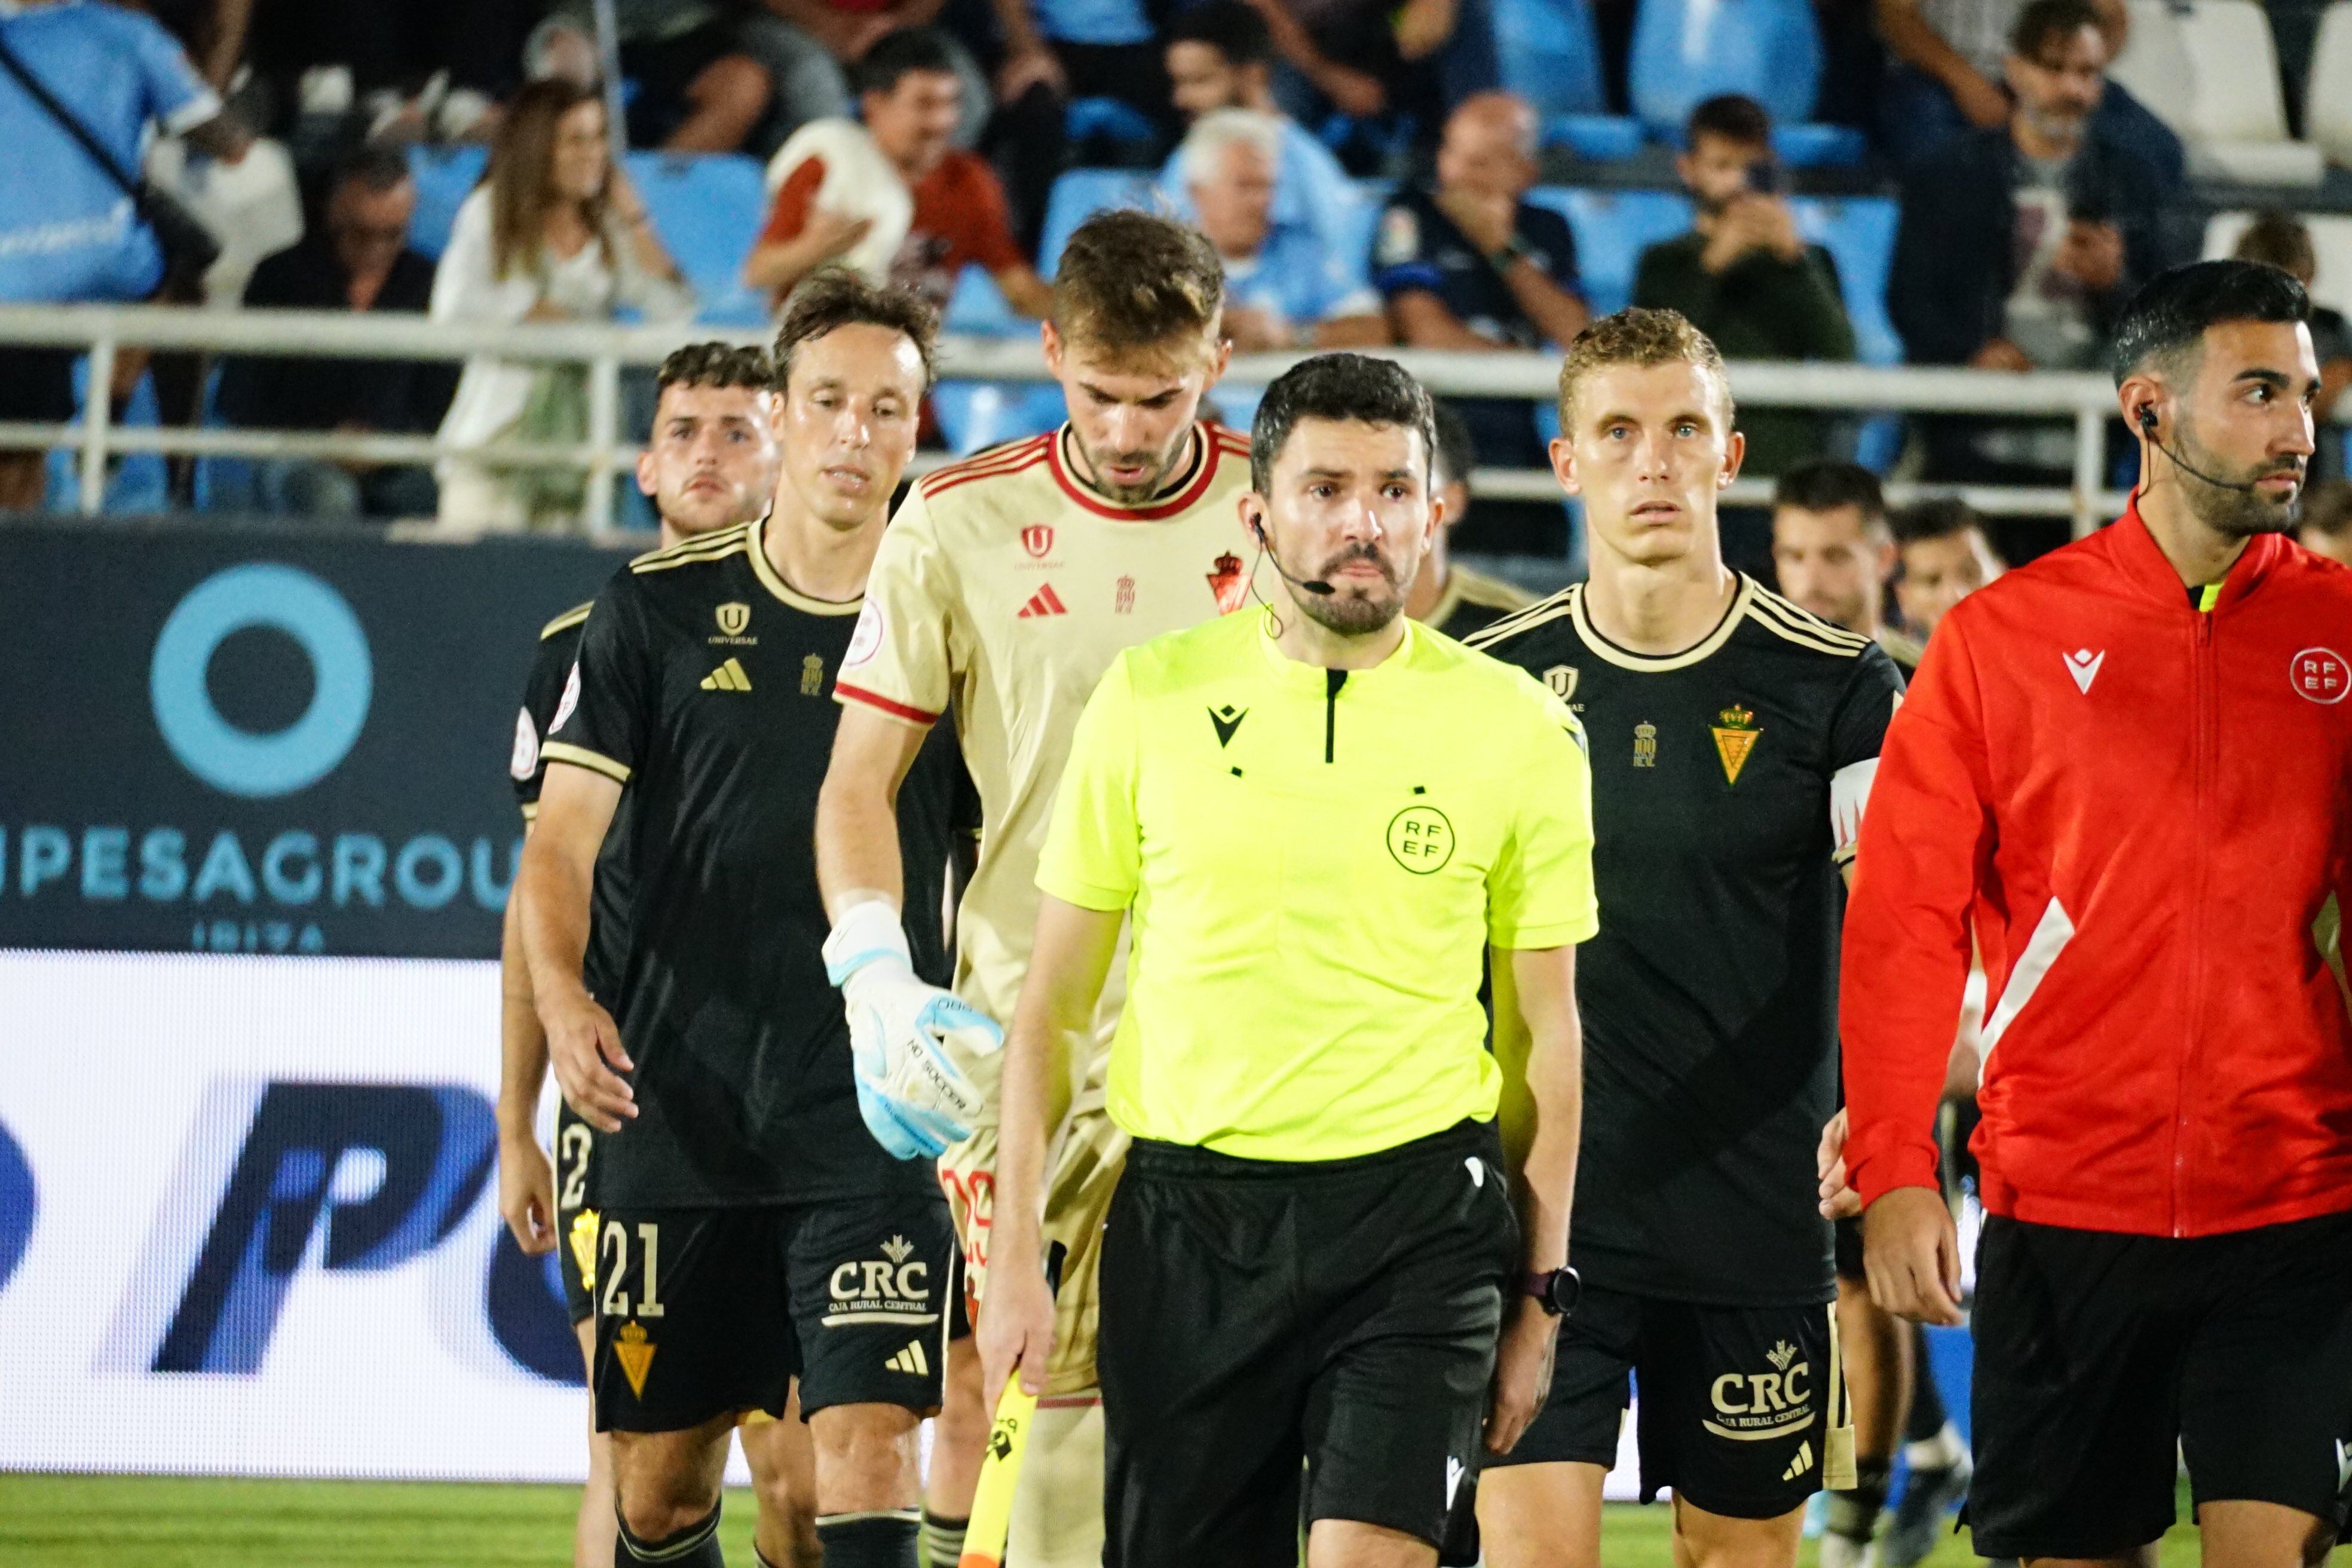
[519, 275, 963, 1568]
[498, 342, 821, 1568]
[1469, 311, 1903, 1568]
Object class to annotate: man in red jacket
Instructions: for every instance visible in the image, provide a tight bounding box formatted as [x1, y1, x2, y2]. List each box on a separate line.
[1843, 258, 2352, 1567]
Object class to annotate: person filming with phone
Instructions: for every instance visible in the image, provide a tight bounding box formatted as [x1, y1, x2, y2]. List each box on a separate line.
[1633, 94, 1855, 480]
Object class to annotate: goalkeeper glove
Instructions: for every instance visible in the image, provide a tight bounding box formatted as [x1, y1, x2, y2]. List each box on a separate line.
[823, 900, 1000, 1160]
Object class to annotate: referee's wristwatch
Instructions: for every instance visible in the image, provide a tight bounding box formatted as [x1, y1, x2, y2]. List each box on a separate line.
[1521, 1265, 1581, 1317]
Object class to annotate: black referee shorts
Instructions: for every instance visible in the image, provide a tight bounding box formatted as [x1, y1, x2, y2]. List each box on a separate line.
[1970, 1209, 2352, 1560]
[1100, 1119, 1518, 1568]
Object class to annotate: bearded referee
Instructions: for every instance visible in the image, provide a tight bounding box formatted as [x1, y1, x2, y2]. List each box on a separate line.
[978, 354, 1600, 1568]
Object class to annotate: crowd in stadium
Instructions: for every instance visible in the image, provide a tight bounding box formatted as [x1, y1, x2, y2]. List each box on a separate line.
[7, 0, 2352, 565]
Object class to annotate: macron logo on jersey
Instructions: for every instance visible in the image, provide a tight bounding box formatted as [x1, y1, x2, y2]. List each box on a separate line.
[1018, 584, 1068, 618]
[2063, 648, 2105, 693]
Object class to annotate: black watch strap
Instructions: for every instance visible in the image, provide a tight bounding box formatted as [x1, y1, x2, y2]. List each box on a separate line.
[1521, 1265, 1581, 1316]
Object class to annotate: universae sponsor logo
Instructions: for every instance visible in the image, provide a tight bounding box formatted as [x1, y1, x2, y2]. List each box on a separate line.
[0, 563, 519, 953]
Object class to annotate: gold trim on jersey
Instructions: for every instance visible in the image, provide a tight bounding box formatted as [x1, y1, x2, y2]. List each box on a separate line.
[1745, 586, 1873, 659]
[630, 523, 752, 573]
[1427, 565, 1535, 631]
[1462, 583, 1575, 652]
[540, 602, 592, 641]
[541, 740, 631, 784]
[1568, 577, 1755, 672]
[746, 514, 862, 617]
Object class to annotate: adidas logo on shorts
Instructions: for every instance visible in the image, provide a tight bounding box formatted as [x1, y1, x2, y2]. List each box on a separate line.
[1781, 1440, 1814, 1482]
[886, 1340, 929, 1376]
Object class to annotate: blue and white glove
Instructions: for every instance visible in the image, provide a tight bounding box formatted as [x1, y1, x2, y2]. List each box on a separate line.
[823, 901, 1001, 1160]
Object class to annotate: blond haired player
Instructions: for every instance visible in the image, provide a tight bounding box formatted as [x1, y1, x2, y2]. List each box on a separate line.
[814, 209, 1261, 1568]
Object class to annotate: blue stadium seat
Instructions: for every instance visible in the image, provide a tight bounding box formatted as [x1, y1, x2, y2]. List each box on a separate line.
[1544, 115, 1647, 160]
[621, 152, 770, 326]
[406, 144, 489, 261]
[1065, 97, 1160, 148]
[1627, 0, 1822, 131]
[1788, 195, 1900, 366]
[1771, 122, 1868, 169]
[930, 382, 1065, 455]
[1529, 186, 1693, 316]
[1036, 170, 1159, 272]
[44, 361, 167, 513]
[1493, 0, 1610, 118]
[942, 265, 1027, 337]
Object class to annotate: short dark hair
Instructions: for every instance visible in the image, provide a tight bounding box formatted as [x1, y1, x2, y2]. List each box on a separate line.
[1250, 353, 1437, 491]
[772, 268, 938, 387]
[1687, 94, 1771, 149]
[1891, 496, 1989, 548]
[1431, 401, 1476, 491]
[2109, 259, 2310, 388]
[657, 341, 774, 400]
[336, 141, 412, 194]
[853, 27, 960, 97]
[1168, 0, 1272, 68]
[1773, 461, 1885, 530]
[1054, 209, 1224, 359]
[2301, 477, 2352, 539]
[2010, 0, 2103, 60]
[2232, 210, 2317, 279]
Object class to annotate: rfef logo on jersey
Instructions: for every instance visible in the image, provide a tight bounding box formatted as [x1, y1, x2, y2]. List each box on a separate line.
[823, 1234, 937, 1327]
[844, 600, 885, 669]
[1704, 1339, 1813, 1442]
[1209, 552, 1249, 614]
[2292, 648, 2348, 704]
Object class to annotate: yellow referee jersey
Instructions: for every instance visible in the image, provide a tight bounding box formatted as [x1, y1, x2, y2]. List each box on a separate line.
[1036, 608, 1601, 1162]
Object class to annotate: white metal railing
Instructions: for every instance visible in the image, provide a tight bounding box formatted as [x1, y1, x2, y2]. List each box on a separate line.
[0, 303, 2137, 537]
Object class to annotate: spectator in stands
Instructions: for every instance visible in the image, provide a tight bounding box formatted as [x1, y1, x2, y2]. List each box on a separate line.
[985, 0, 1178, 250]
[0, 0, 249, 512]
[1889, 495, 2005, 636]
[1888, 0, 2165, 480]
[1634, 95, 1855, 477]
[2232, 212, 2352, 480]
[745, 29, 1049, 318]
[1183, 110, 1383, 352]
[1245, 0, 1500, 146]
[523, 1, 777, 153]
[1376, 92, 1586, 482]
[1156, 0, 1364, 287]
[216, 145, 455, 520]
[2301, 479, 2352, 566]
[431, 79, 693, 533]
[1407, 400, 1536, 638]
[1874, 0, 2182, 183]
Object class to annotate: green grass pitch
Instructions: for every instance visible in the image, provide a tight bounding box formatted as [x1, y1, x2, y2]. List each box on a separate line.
[0, 1472, 2229, 1566]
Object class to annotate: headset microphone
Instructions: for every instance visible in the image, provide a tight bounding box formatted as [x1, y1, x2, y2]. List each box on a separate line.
[1252, 522, 1336, 596]
[2136, 405, 2271, 495]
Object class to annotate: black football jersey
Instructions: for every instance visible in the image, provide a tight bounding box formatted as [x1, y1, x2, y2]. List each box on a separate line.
[544, 520, 965, 1207]
[514, 602, 633, 1001]
[1469, 576, 1905, 1305]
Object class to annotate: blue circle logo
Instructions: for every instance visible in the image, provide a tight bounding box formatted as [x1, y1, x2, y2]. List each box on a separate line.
[151, 564, 373, 797]
[0, 1118, 33, 1297]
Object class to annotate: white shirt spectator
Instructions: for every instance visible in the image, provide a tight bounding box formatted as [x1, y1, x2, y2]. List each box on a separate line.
[430, 186, 693, 460]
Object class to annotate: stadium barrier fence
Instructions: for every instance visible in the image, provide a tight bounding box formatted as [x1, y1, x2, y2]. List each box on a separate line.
[0, 303, 2138, 537]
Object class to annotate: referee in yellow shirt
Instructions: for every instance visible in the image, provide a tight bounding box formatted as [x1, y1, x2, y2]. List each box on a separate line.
[977, 354, 1601, 1568]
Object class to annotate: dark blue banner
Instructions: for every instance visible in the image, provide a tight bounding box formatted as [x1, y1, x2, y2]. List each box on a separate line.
[0, 520, 632, 958]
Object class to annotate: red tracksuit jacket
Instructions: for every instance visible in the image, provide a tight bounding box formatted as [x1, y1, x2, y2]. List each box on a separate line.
[1843, 503, 2352, 1238]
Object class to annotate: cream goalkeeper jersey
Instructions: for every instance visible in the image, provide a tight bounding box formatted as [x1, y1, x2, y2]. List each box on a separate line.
[835, 421, 1264, 1119]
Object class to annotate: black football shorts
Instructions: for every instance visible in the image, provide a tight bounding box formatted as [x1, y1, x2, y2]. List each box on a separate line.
[1968, 1209, 2352, 1560]
[1099, 1119, 1517, 1568]
[591, 1190, 955, 1432]
[555, 1103, 596, 1327]
[1489, 1280, 1855, 1520]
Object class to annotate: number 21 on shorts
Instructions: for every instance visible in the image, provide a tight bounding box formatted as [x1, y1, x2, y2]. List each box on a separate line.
[599, 1218, 668, 1318]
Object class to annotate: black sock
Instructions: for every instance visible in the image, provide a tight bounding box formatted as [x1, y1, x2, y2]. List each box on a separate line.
[617, 1502, 725, 1566]
[917, 1511, 967, 1568]
[816, 1510, 920, 1568]
[1906, 1322, 1948, 1441]
[1826, 1461, 1891, 1541]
